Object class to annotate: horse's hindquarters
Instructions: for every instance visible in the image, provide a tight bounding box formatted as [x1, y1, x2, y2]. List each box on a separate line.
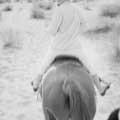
[42, 61, 96, 120]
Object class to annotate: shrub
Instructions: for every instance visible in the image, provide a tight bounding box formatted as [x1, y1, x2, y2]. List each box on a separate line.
[31, 0, 53, 19]
[31, 8, 45, 19]
[27, 0, 32, 2]
[0, 0, 10, 4]
[101, 4, 120, 18]
[38, 1, 53, 10]
[3, 5, 12, 12]
[0, 28, 23, 51]
[0, 0, 4, 4]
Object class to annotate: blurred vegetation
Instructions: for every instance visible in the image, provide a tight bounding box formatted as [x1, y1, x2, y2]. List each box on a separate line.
[3, 5, 12, 12]
[101, 4, 120, 18]
[31, 8, 45, 19]
[0, 0, 10, 4]
[0, 28, 23, 51]
[0, 0, 32, 3]
[31, 0, 53, 19]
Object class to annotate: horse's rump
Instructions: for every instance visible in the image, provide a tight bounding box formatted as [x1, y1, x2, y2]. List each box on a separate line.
[41, 56, 96, 120]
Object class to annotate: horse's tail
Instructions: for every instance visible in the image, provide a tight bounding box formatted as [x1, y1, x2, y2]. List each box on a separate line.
[62, 79, 91, 120]
[107, 108, 120, 120]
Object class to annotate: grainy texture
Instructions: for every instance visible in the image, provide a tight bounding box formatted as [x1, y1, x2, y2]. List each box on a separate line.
[0, 1, 120, 120]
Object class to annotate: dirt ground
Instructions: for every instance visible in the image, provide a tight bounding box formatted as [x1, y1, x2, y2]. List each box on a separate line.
[0, 1, 120, 120]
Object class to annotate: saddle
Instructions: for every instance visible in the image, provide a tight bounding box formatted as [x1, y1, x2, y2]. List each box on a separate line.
[51, 55, 83, 66]
[50, 55, 90, 74]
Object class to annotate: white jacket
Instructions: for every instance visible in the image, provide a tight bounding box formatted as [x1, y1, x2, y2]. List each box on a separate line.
[47, 2, 83, 50]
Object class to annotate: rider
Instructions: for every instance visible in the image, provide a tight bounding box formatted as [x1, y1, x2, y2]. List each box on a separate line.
[31, 0, 110, 96]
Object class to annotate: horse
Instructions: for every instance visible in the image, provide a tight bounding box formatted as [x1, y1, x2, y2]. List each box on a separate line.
[39, 55, 96, 120]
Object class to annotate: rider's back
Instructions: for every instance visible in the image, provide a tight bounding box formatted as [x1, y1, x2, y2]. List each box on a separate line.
[53, 3, 82, 50]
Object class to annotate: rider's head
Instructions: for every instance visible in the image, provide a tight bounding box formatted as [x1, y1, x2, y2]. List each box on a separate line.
[55, 0, 70, 6]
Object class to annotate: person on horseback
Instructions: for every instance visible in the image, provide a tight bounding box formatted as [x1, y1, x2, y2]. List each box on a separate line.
[31, 0, 110, 96]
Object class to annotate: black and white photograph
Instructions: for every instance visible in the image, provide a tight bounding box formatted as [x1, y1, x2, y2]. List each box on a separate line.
[0, 0, 120, 120]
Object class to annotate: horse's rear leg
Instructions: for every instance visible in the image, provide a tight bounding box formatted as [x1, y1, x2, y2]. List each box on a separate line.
[43, 107, 56, 120]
